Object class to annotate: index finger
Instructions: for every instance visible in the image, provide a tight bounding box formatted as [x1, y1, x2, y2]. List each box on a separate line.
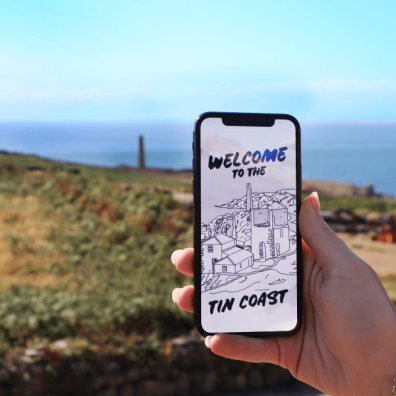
[171, 248, 194, 277]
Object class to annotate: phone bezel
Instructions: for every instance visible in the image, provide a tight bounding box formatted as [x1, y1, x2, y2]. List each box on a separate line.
[193, 111, 303, 337]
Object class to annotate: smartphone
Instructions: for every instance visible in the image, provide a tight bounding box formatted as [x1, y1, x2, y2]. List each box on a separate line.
[193, 112, 302, 337]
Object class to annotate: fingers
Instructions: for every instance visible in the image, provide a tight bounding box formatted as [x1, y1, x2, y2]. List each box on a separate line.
[172, 285, 194, 312]
[299, 192, 357, 275]
[171, 249, 194, 312]
[171, 248, 194, 277]
[206, 334, 286, 366]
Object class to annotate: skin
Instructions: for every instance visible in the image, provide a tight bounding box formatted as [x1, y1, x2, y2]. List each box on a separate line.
[171, 193, 396, 396]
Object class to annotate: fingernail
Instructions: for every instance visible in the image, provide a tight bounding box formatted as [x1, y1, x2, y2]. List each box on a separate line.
[204, 336, 212, 349]
[171, 250, 182, 265]
[172, 288, 181, 303]
[310, 191, 321, 215]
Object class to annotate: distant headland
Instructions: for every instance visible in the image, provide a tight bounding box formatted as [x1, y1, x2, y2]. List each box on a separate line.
[0, 149, 394, 201]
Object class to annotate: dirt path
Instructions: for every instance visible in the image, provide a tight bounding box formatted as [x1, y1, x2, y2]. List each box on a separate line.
[338, 233, 396, 276]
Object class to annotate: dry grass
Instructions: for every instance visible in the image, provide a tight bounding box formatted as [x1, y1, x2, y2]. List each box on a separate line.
[338, 232, 396, 301]
[0, 194, 69, 290]
[338, 232, 396, 276]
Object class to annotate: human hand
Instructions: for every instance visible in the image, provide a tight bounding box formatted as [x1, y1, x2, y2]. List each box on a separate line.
[171, 193, 396, 396]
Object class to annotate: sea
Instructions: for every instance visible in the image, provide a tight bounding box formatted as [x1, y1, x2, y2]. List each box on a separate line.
[0, 120, 395, 197]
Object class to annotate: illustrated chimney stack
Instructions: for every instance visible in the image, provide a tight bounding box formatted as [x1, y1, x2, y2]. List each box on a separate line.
[137, 135, 145, 169]
[246, 183, 252, 212]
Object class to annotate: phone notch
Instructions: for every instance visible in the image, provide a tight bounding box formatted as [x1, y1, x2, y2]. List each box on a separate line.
[221, 114, 275, 127]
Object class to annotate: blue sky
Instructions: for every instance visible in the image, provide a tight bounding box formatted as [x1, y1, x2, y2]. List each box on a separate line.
[0, 0, 395, 120]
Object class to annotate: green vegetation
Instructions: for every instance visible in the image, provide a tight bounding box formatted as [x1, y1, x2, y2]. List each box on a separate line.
[0, 158, 193, 360]
[0, 152, 192, 189]
[302, 192, 396, 213]
[1, 154, 395, 362]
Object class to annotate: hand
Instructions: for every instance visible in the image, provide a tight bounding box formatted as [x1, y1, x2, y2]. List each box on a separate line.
[171, 193, 396, 396]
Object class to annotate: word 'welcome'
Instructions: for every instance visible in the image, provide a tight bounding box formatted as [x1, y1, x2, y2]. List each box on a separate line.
[208, 148, 288, 170]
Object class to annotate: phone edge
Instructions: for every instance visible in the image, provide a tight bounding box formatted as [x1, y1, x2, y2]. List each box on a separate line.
[193, 111, 303, 338]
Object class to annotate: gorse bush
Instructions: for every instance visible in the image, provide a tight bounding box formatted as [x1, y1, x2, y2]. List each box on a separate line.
[0, 162, 193, 353]
[0, 285, 189, 351]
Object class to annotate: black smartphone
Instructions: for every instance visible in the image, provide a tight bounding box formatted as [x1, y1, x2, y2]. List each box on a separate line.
[193, 112, 302, 337]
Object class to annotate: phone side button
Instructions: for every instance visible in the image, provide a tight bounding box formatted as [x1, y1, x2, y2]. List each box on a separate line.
[192, 178, 195, 195]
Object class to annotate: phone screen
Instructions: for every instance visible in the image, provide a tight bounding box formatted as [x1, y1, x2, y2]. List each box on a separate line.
[196, 114, 301, 334]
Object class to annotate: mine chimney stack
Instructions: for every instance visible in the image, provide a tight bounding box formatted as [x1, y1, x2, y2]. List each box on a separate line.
[137, 135, 145, 169]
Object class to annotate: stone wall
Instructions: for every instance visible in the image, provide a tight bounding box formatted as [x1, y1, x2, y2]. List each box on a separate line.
[0, 336, 295, 396]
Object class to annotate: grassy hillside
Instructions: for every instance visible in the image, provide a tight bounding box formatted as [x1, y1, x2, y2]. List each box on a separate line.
[0, 158, 193, 360]
[0, 154, 395, 361]
[0, 152, 192, 190]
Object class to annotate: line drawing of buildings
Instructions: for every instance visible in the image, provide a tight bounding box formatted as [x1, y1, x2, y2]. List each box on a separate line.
[251, 195, 290, 261]
[201, 235, 254, 274]
[201, 183, 292, 275]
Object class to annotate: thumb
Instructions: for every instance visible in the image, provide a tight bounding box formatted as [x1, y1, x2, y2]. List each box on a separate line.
[207, 333, 291, 366]
[299, 192, 357, 275]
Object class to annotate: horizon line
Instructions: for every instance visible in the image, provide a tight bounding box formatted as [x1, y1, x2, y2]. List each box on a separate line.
[0, 118, 395, 123]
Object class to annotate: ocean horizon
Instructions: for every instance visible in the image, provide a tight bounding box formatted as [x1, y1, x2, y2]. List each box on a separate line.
[0, 120, 395, 197]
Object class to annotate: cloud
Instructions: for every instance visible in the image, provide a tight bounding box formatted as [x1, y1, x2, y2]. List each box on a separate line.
[0, 79, 395, 120]
[1, 79, 395, 103]
[0, 87, 151, 101]
[225, 79, 396, 91]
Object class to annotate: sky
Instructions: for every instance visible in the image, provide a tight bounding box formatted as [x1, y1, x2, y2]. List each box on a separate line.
[0, 0, 395, 120]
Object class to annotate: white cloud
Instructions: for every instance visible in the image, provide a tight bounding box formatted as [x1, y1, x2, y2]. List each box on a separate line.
[224, 80, 396, 91]
[1, 79, 395, 103]
[0, 87, 152, 101]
